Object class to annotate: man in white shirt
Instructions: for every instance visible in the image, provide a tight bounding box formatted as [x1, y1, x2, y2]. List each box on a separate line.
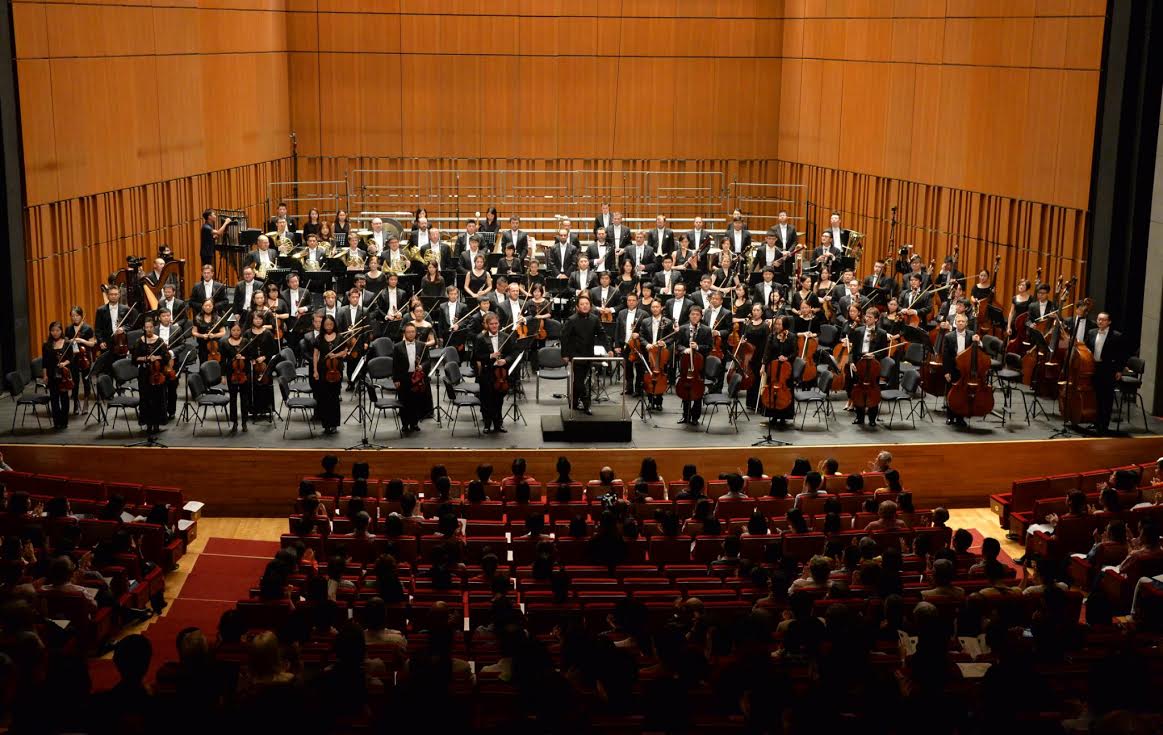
[772, 209, 797, 251]
[1085, 312, 1127, 435]
[413, 217, 431, 250]
[370, 217, 388, 254]
[941, 313, 981, 427]
[391, 322, 427, 434]
[649, 214, 674, 256]
[652, 255, 678, 296]
[687, 216, 709, 252]
[587, 227, 614, 272]
[827, 211, 849, 252]
[233, 266, 263, 317]
[593, 202, 612, 235]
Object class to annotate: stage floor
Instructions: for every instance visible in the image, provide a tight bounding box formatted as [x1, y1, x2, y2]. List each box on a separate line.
[1, 383, 1158, 450]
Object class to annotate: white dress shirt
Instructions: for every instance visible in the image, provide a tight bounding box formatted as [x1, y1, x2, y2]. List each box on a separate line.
[1094, 329, 1108, 361]
[405, 340, 417, 371]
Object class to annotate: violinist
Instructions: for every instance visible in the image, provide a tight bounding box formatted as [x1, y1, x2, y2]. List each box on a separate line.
[524, 256, 546, 294]
[1027, 283, 1055, 322]
[590, 271, 621, 326]
[189, 264, 228, 315]
[743, 304, 770, 408]
[94, 285, 133, 356]
[1085, 312, 1128, 435]
[219, 322, 250, 433]
[265, 282, 289, 341]
[815, 267, 839, 302]
[935, 256, 965, 292]
[244, 310, 278, 420]
[692, 273, 715, 310]
[132, 316, 167, 435]
[568, 255, 597, 295]
[635, 299, 672, 410]
[561, 295, 610, 415]
[495, 243, 523, 276]
[155, 310, 185, 420]
[376, 273, 408, 339]
[474, 312, 517, 433]
[671, 233, 699, 272]
[241, 291, 275, 335]
[191, 299, 226, 363]
[392, 322, 430, 434]
[838, 279, 863, 319]
[942, 313, 981, 427]
[524, 284, 551, 348]
[704, 292, 731, 351]
[731, 282, 751, 319]
[761, 315, 796, 427]
[614, 292, 647, 394]
[899, 274, 931, 324]
[281, 272, 313, 342]
[638, 282, 657, 313]
[498, 282, 525, 330]
[849, 307, 889, 427]
[587, 227, 616, 273]
[1006, 278, 1032, 337]
[839, 303, 863, 338]
[676, 305, 712, 426]
[752, 268, 779, 311]
[41, 321, 72, 429]
[862, 259, 896, 301]
[652, 255, 680, 296]
[312, 314, 347, 434]
[65, 306, 96, 413]
[407, 302, 437, 350]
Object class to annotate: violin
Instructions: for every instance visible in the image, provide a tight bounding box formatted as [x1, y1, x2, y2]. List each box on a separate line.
[675, 341, 706, 402]
[206, 339, 223, 363]
[54, 347, 74, 393]
[230, 349, 249, 384]
[411, 343, 430, 393]
[946, 338, 994, 418]
[490, 327, 519, 394]
[322, 334, 348, 384]
[110, 305, 137, 357]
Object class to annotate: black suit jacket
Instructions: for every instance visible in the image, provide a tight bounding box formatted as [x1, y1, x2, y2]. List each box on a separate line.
[723, 228, 752, 255]
[500, 230, 529, 259]
[457, 249, 485, 275]
[614, 306, 647, 345]
[546, 243, 578, 278]
[686, 230, 714, 252]
[433, 301, 468, 341]
[1084, 328, 1128, 372]
[941, 329, 978, 380]
[647, 228, 675, 255]
[266, 216, 298, 234]
[663, 296, 694, 326]
[568, 270, 597, 292]
[592, 213, 613, 236]
[589, 286, 622, 314]
[242, 248, 278, 272]
[232, 279, 266, 315]
[154, 298, 187, 325]
[1027, 299, 1057, 323]
[189, 280, 228, 311]
[769, 223, 798, 250]
[621, 244, 656, 275]
[677, 323, 713, 358]
[702, 307, 732, 336]
[337, 305, 368, 336]
[851, 326, 889, 362]
[607, 225, 633, 251]
[652, 268, 681, 295]
[635, 314, 675, 346]
[473, 331, 519, 380]
[391, 340, 430, 384]
[584, 242, 618, 272]
[496, 299, 526, 329]
[752, 280, 780, 308]
[560, 312, 610, 359]
[900, 289, 932, 321]
[95, 303, 138, 345]
[422, 241, 456, 271]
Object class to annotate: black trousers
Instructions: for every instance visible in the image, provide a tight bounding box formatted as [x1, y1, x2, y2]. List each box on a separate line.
[165, 379, 178, 417]
[624, 357, 644, 395]
[399, 383, 424, 428]
[1094, 364, 1117, 430]
[571, 362, 592, 409]
[682, 397, 702, 422]
[228, 381, 251, 426]
[48, 387, 70, 427]
[480, 378, 505, 428]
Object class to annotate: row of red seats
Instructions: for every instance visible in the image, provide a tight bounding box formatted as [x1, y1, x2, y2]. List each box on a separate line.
[989, 460, 1157, 531]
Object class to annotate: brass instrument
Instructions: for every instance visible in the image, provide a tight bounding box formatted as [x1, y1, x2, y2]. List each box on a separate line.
[271, 231, 295, 256]
[845, 230, 865, 262]
[383, 249, 412, 275]
[340, 248, 366, 270]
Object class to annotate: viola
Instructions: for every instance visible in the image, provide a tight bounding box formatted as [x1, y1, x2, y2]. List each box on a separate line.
[112, 331, 130, 357]
[850, 354, 882, 410]
[710, 332, 723, 361]
[74, 345, 92, 373]
[324, 354, 343, 383]
[411, 344, 429, 393]
[796, 333, 819, 385]
[493, 362, 510, 393]
[149, 357, 167, 386]
[675, 345, 705, 402]
[946, 338, 994, 418]
[760, 357, 793, 411]
[55, 346, 75, 393]
[253, 359, 272, 385]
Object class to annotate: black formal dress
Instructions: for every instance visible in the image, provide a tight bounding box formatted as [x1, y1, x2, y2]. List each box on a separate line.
[41, 342, 70, 428]
[132, 337, 166, 433]
[314, 334, 344, 431]
[219, 338, 251, 431]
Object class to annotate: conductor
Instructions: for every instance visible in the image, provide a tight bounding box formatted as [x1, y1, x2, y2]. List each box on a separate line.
[561, 295, 610, 415]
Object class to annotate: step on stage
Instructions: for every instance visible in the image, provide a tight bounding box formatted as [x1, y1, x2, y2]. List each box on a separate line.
[541, 406, 633, 443]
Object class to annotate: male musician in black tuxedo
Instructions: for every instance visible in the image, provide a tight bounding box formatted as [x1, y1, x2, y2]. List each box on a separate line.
[850, 307, 890, 427]
[232, 266, 265, 317]
[299, 233, 330, 273]
[392, 322, 429, 434]
[811, 231, 843, 272]
[500, 216, 529, 261]
[586, 228, 617, 273]
[242, 234, 278, 274]
[703, 291, 732, 343]
[622, 230, 656, 278]
[652, 255, 681, 297]
[676, 306, 713, 425]
[593, 202, 613, 236]
[686, 216, 713, 255]
[589, 271, 621, 324]
[281, 272, 313, 348]
[200, 209, 231, 268]
[1063, 299, 1096, 347]
[265, 202, 297, 235]
[752, 231, 785, 274]
[433, 286, 469, 347]
[142, 258, 170, 290]
[567, 255, 598, 295]
[337, 288, 369, 386]
[1027, 283, 1056, 323]
[422, 226, 455, 271]
[838, 280, 864, 319]
[456, 219, 481, 257]
[723, 215, 751, 258]
[942, 312, 981, 428]
[189, 264, 228, 315]
[559, 219, 582, 249]
[648, 215, 674, 256]
[752, 268, 780, 310]
[613, 291, 647, 363]
[825, 211, 851, 253]
[607, 212, 632, 252]
[94, 285, 138, 356]
[770, 210, 798, 252]
[1084, 312, 1128, 435]
[154, 309, 186, 420]
[546, 229, 578, 279]
[457, 235, 485, 275]
[691, 274, 715, 311]
[862, 259, 896, 303]
[899, 273, 932, 325]
[633, 299, 673, 409]
[155, 283, 187, 327]
[934, 257, 965, 293]
[664, 282, 694, 328]
[474, 312, 519, 433]
[560, 295, 610, 414]
[497, 282, 526, 330]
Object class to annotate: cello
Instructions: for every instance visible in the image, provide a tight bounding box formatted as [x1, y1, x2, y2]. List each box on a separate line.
[829, 340, 850, 392]
[726, 333, 757, 392]
[759, 330, 794, 414]
[638, 331, 675, 397]
[796, 332, 819, 385]
[849, 353, 882, 415]
[946, 338, 994, 419]
[674, 335, 706, 403]
[922, 327, 948, 397]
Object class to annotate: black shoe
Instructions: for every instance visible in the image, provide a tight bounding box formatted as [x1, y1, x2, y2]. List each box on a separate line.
[242, 424, 248, 432]
[852, 418, 864, 425]
[229, 425, 237, 436]
[868, 419, 877, 427]
[678, 418, 688, 424]
[955, 418, 967, 427]
[496, 427, 508, 433]
[411, 425, 422, 433]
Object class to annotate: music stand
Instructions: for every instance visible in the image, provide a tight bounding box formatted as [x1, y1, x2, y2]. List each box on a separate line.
[503, 352, 527, 425]
[1024, 328, 1054, 424]
[428, 350, 452, 426]
[343, 356, 370, 426]
[345, 356, 384, 450]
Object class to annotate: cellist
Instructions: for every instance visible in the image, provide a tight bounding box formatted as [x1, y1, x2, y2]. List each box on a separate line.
[636, 299, 672, 411]
[942, 313, 981, 427]
[1085, 312, 1128, 435]
[848, 307, 889, 426]
[761, 315, 796, 428]
[392, 322, 429, 435]
[676, 305, 712, 426]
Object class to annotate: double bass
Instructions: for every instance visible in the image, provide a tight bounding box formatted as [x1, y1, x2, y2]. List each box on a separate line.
[974, 255, 1002, 338]
[1058, 342, 1097, 425]
[946, 339, 994, 418]
[922, 328, 948, 397]
[674, 336, 706, 403]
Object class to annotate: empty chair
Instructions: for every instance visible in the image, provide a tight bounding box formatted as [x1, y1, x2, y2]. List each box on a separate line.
[366, 357, 403, 437]
[93, 373, 138, 438]
[817, 324, 839, 348]
[198, 359, 226, 395]
[6, 371, 52, 431]
[703, 372, 745, 433]
[879, 369, 923, 429]
[369, 337, 395, 359]
[112, 358, 139, 394]
[535, 346, 568, 401]
[1116, 356, 1149, 433]
[794, 368, 833, 430]
[442, 373, 481, 437]
[279, 372, 317, 438]
[188, 373, 230, 436]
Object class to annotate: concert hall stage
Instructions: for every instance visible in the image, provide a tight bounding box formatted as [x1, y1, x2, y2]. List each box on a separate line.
[2, 387, 1161, 516]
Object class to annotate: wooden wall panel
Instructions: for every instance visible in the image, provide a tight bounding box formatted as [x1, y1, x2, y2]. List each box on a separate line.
[4, 435, 1161, 515]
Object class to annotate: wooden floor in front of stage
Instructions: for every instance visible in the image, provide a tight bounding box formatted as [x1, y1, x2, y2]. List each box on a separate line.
[1, 380, 1158, 450]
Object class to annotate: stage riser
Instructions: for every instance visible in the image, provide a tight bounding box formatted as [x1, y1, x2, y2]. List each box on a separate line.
[3, 437, 1162, 516]
[541, 407, 633, 443]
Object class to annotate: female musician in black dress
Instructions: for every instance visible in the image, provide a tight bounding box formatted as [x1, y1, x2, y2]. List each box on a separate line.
[880, 297, 904, 338]
[312, 315, 347, 434]
[408, 302, 438, 350]
[464, 254, 492, 302]
[243, 291, 276, 334]
[1007, 278, 1032, 337]
[65, 306, 96, 414]
[191, 299, 226, 364]
[711, 250, 741, 293]
[742, 305, 769, 409]
[219, 322, 250, 434]
[132, 316, 167, 435]
[302, 208, 323, 240]
[762, 315, 797, 427]
[364, 256, 387, 294]
[333, 210, 351, 240]
[730, 283, 751, 319]
[265, 282, 288, 345]
[616, 258, 639, 299]
[480, 207, 500, 235]
[41, 321, 71, 429]
[420, 261, 445, 300]
[495, 243, 522, 276]
[790, 275, 820, 313]
[244, 311, 278, 421]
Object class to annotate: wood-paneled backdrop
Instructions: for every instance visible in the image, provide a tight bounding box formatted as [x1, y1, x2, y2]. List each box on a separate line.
[12, 0, 1105, 350]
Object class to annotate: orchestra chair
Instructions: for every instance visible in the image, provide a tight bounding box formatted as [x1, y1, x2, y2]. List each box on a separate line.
[274, 362, 310, 406]
[90, 373, 138, 437]
[366, 357, 403, 438]
[817, 324, 839, 349]
[187, 374, 230, 436]
[542, 318, 563, 345]
[701, 355, 723, 394]
[441, 372, 482, 437]
[278, 371, 317, 438]
[30, 357, 47, 393]
[5, 371, 52, 432]
[793, 366, 834, 430]
[899, 342, 926, 373]
[534, 346, 568, 402]
[368, 337, 394, 359]
[702, 372, 745, 433]
[879, 369, 923, 429]
[111, 358, 140, 396]
[1116, 356, 1149, 433]
[198, 359, 227, 396]
[995, 351, 1032, 424]
[279, 347, 308, 379]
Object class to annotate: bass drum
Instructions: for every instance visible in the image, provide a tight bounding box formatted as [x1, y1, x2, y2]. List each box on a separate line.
[383, 218, 406, 242]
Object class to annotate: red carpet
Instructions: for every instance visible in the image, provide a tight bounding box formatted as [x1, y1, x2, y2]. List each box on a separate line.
[89, 537, 277, 689]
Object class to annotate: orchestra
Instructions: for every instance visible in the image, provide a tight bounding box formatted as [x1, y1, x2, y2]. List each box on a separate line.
[43, 204, 1133, 441]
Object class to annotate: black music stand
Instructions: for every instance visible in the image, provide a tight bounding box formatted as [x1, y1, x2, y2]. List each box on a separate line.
[502, 352, 527, 426]
[1024, 328, 1054, 423]
[345, 357, 384, 450]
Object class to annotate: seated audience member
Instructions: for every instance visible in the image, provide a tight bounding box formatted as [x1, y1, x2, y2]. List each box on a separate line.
[921, 558, 965, 601]
[864, 500, 907, 531]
